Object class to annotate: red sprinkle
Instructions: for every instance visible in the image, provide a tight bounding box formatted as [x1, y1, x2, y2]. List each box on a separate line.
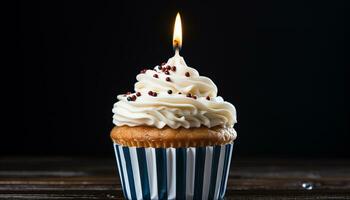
[172, 66, 176, 71]
[136, 92, 141, 97]
[131, 95, 137, 101]
[148, 91, 157, 97]
[165, 77, 171, 82]
[185, 72, 190, 77]
[206, 96, 210, 100]
[153, 74, 159, 78]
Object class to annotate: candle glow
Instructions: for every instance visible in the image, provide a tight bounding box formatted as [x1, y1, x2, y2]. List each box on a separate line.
[173, 12, 182, 50]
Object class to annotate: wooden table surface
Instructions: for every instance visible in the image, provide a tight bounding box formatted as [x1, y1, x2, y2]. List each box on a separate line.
[0, 157, 349, 199]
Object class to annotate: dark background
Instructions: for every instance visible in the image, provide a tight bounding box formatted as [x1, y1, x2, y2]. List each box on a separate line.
[15, 1, 348, 157]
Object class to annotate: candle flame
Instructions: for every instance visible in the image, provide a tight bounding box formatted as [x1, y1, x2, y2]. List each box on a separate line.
[173, 12, 182, 50]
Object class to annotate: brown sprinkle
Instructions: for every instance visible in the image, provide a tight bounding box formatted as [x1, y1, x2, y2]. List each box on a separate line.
[206, 96, 210, 100]
[185, 72, 190, 77]
[165, 71, 170, 75]
[167, 90, 172, 94]
[136, 92, 141, 97]
[148, 91, 157, 97]
[192, 95, 197, 99]
[131, 95, 137, 101]
[166, 77, 171, 82]
[187, 93, 192, 97]
[172, 66, 176, 71]
[153, 74, 159, 78]
[166, 65, 171, 70]
[178, 92, 182, 94]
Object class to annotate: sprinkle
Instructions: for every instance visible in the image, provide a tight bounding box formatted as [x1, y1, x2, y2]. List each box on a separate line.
[166, 77, 171, 82]
[168, 90, 172, 94]
[158, 65, 162, 70]
[187, 93, 192, 98]
[172, 66, 176, 71]
[165, 71, 170, 75]
[185, 72, 190, 77]
[178, 92, 182, 94]
[127, 96, 132, 101]
[136, 92, 141, 97]
[192, 95, 197, 99]
[140, 69, 148, 74]
[206, 96, 210, 100]
[131, 95, 137, 101]
[148, 91, 157, 97]
[153, 74, 159, 78]
[166, 65, 171, 70]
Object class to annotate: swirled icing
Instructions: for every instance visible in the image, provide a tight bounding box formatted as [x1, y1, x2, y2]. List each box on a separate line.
[112, 52, 237, 129]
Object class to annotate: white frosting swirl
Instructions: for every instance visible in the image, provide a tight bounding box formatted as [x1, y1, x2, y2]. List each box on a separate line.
[112, 53, 237, 129]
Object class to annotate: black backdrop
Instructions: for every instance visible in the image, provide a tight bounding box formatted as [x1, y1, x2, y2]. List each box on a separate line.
[16, 1, 348, 156]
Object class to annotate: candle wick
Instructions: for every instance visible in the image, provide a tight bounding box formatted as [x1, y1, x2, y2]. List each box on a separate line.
[175, 48, 180, 56]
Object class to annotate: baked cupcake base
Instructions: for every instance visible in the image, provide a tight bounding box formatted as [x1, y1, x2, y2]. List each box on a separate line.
[111, 125, 236, 199]
[110, 125, 236, 148]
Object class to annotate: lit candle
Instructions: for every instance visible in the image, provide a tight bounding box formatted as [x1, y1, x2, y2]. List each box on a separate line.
[173, 12, 182, 56]
[167, 12, 192, 74]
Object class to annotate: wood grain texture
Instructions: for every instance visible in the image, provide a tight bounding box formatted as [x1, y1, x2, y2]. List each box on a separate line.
[0, 157, 349, 199]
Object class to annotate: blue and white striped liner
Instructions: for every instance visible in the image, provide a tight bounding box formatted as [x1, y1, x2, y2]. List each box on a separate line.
[113, 143, 234, 200]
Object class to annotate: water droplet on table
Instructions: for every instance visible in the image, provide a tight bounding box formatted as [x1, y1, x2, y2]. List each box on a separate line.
[107, 194, 116, 199]
[302, 182, 314, 190]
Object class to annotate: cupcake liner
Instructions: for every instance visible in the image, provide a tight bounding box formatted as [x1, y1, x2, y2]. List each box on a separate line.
[113, 143, 233, 200]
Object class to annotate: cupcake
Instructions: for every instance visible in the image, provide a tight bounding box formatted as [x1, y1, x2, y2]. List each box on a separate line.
[111, 52, 237, 200]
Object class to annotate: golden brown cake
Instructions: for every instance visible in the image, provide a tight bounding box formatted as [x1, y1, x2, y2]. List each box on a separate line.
[111, 125, 236, 148]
